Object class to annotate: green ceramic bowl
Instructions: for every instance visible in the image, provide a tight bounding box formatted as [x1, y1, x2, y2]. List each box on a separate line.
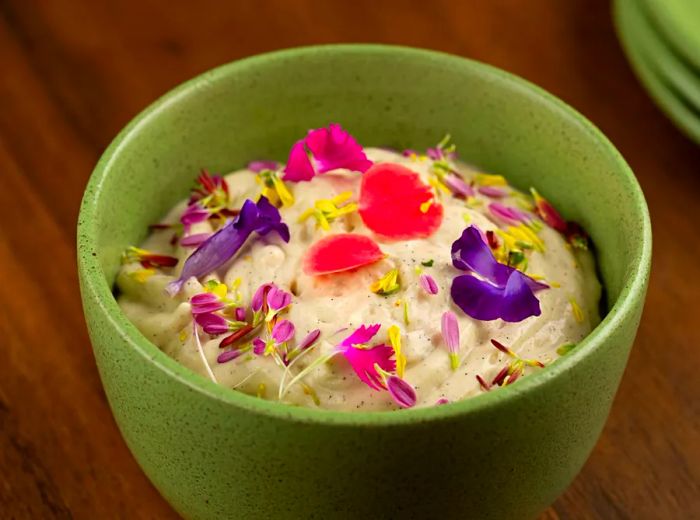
[78, 45, 651, 520]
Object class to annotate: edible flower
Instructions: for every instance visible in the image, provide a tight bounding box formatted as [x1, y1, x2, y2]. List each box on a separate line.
[166, 197, 289, 295]
[248, 160, 280, 172]
[271, 319, 295, 343]
[476, 340, 545, 390]
[335, 324, 396, 390]
[370, 268, 401, 296]
[443, 173, 474, 198]
[180, 233, 211, 248]
[569, 297, 585, 323]
[180, 203, 210, 228]
[556, 342, 576, 356]
[388, 325, 406, 378]
[441, 311, 460, 370]
[256, 168, 295, 207]
[450, 226, 548, 322]
[419, 273, 439, 295]
[283, 124, 372, 182]
[478, 186, 508, 198]
[380, 369, 417, 409]
[488, 202, 533, 226]
[474, 173, 507, 186]
[564, 221, 590, 250]
[359, 162, 443, 239]
[189, 170, 230, 211]
[530, 188, 567, 232]
[303, 233, 384, 276]
[298, 191, 358, 230]
[250, 282, 292, 323]
[122, 247, 178, 269]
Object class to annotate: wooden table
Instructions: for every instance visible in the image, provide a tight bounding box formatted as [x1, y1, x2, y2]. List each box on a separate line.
[1, 1, 698, 518]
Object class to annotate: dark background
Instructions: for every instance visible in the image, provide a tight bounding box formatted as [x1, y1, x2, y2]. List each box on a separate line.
[1, 1, 698, 518]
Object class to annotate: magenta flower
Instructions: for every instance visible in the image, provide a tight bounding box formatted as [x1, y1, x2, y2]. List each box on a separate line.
[419, 274, 439, 295]
[180, 204, 210, 228]
[450, 226, 547, 322]
[252, 337, 266, 355]
[271, 319, 295, 344]
[166, 197, 289, 295]
[283, 124, 372, 182]
[217, 349, 244, 364]
[335, 324, 396, 390]
[436, 397, 450, 405]
[478, 186, 508, 198]
[248, 160, 280, 173]
[386, 375, 417, 408]
[234, 307, 246, 322]
[195, 312, 229, 335]
[441, 311, 460, 370]
[251, 283, 274, 312]
[297, 329, 321, 351]
[267, 285, 292, 311]
[488, 202, 532, 226]
[402, 149, 419, 157]
[190, 293, 225, 315]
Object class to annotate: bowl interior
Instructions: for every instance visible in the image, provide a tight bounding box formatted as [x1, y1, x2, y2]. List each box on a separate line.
[79, 44, 650, 417]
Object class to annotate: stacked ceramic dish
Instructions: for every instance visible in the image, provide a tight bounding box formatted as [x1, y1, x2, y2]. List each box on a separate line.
[614, 0, 700, 143]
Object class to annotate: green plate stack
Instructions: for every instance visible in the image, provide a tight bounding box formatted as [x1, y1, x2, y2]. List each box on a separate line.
[614, 0, 700, 142]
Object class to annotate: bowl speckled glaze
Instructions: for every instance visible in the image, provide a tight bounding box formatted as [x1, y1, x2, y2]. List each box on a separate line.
[78, 45, 651, 520]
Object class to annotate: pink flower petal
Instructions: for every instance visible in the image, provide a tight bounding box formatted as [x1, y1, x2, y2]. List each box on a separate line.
[267, 286, 292, 311]
[217, 349, 243, 363]
[478, 186, 509, 198]
[252, 337, 266, 355]
[248, 160, 279, 173]
[190, 293, 224, 315]
[181, 233, 211, 247]
[282, 140, 315, 182]
[387, 376, 417, 408]
[272, 319, 295, 344]
[444, 173, 474, 198]
[441, 311, 460, 369]
[303, 233, 384, 276]
[336, 324, 395, 390]
[195, 312, 229, 335]
[419, 274, 439, 295]
[305, 123, 372, 174]
[181, 204, 210, 227]
[298, 329, 321, 350]
[488, 202, 532, 225]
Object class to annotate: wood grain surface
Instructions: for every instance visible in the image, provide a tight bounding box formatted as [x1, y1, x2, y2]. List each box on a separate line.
[0, 0, 698, 518]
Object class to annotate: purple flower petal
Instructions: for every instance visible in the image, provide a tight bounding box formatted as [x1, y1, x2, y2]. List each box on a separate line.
[166, 197, 289, 295]
[402, 149, 419, 157]
[283, 140, 315, 182]
[267, 285, 292, 311]
[450, 225, 546, 322]
[450, 271, 542, 322]
[488, 202, 532, 225]
[271, 319, 295, 344]
[248, 160, 279, 173]
[217, 349, 243, 363]
[190, 293, 224, 315]
[195, 312, 229, 335]
[444, 173, 474, 198]
[387, 375, 417, 408]
[305, 123, 372, 174]
[252, 337, 266, 355]
[297, 329, 321, 350]
[180, 233, 211, 247]
[419, 274, 439, 295]
[436, 397, 450, 405]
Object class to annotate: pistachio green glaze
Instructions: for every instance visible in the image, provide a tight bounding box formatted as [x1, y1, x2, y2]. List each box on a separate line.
[77, 45, 651, 520]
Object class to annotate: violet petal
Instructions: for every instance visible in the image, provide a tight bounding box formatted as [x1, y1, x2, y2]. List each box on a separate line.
[217, 349, 243, 363]
[248, 160, 279, 173]
[271, 319, 295, 344]
[166, 197, 289, 295]
[387, 376, 417, 408]
[195, 312, 229, 335]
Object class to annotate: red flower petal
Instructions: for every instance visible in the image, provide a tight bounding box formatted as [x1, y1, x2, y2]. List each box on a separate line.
[303, 233, 385, 276]
[358, 163, 443, 240]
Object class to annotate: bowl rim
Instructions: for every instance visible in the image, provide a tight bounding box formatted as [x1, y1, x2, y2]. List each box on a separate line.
[78, 43, 652, 427]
